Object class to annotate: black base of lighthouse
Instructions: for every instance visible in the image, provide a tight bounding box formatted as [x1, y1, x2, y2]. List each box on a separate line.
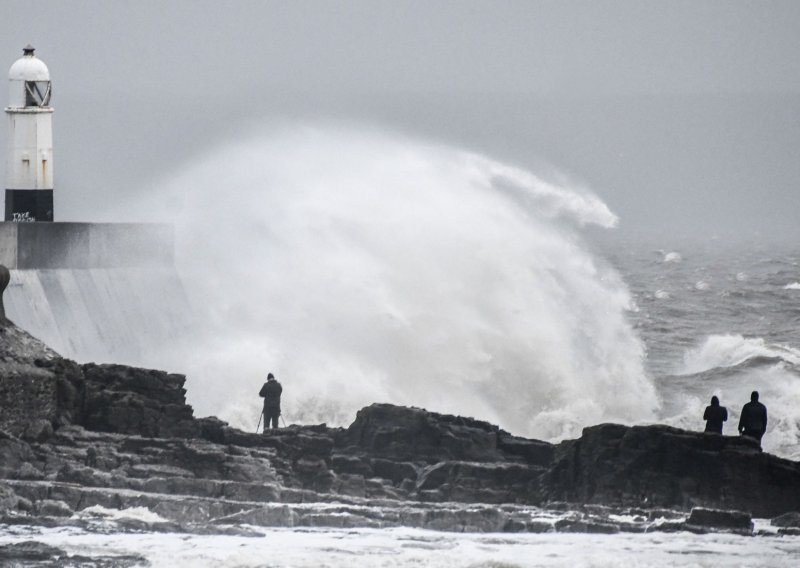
[5, 190, 53, 222]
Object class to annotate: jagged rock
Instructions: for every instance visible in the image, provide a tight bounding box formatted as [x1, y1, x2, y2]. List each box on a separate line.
[80, 363, 198, 438]
[331, 473, 367, 497]
[0, 373, 58, 437]
[16, 496, 33, 512]
[196, 416, 227, 443]
[542, 423, 800, 517]
[0, 431, 35, 478]
[370, 458, 418, 485]
[331, 453, 373, 476]
[221, 481, 281, 502]
[778, 527, 800, 536]
[644, 508, 686, 521]
[0, 539, 147, 566]
[365, 477, 406, 499]
[502, 518, 527, 532]
[22, 419, 54, 443]
[128, 463, 196, 479]
[0, 541, 65, 562]
[342, 403, 509, 463]
[4, 315, 800, 536]
[35, 499, 73, 517]
[15, 462, 44, 480]
[555, 518, 620, 534]
[525, 520, 555, 533]
[419, 507, 507, 532]
[497, 433, 555, 466]
[297, 512, 384, 529]
[0, 319, 59, 363]
[416, 460, 543, 504]
[771, 511, 800, 528]
[647, 520, 687, 533]
[0, 484, 20, 514]
[685, 507, 753, 534]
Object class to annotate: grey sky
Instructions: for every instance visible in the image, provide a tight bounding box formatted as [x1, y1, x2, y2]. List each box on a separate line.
[2, 0, 799, 240]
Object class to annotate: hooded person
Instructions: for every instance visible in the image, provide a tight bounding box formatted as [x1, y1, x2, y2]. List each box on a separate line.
[738, 391, 768, 444]
[703, 395, 727, 434]
[259, 373, 283, 431]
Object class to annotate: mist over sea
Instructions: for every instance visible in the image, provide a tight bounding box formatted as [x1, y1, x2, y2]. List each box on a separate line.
[92, 124, 800, 460]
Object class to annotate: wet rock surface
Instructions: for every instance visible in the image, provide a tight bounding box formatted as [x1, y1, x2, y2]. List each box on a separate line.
[0, 540, 147, 567]
[685, 507, 753, 534]
[1, 320, 799, 543]
[542, 422, 800, 518]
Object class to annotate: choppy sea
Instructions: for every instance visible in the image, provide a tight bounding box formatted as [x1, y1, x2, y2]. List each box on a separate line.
[605, 236, 800, 459]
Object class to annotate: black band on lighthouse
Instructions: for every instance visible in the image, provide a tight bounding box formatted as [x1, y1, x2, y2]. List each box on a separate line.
[4, 189, 54, 222]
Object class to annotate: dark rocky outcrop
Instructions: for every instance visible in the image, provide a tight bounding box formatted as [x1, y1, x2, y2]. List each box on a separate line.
[0, 541, 146, 567]
[685, 507, 753, 534]
[2, 318, 800, 539]
[772, 511, 800, 528]
[0, 320, 60, 436]
[542, 422, 800, 518]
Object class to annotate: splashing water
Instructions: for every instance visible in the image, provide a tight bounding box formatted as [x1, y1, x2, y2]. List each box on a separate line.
[123, 125, 658, 441]
[659, 334, 800, 458]
[682, 334, 800, 374]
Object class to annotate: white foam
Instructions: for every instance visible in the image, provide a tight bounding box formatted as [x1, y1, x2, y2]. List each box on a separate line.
[111, 124, 658, 442]
[663, 252, 682, 263]
[1, 525, 798, 567]
[784, 282, 800, 290]
[75, 505, 170, 524]
[667, 335, 800, 458]
[682, 334, 800, 374]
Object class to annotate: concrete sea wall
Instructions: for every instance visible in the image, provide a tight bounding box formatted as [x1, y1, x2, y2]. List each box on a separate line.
[4, 267, 190, 364]
[0, 222, 191, 365]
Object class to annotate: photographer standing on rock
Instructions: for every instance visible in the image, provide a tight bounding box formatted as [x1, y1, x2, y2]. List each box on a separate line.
[259, 373, 283, 431]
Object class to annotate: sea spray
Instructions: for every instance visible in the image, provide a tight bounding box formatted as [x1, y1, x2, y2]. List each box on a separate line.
[661, 334, 800, 458]
[111, 125, 659, 441]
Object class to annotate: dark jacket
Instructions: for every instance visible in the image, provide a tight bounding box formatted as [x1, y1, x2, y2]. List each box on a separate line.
[703, 404, 727, 434]
[738, 401, 767, 436]
[259, 379, 282, 410]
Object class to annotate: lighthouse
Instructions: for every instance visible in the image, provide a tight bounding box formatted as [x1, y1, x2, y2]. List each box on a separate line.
[5, 45, 53, 222]
[0, 45, 187, 366]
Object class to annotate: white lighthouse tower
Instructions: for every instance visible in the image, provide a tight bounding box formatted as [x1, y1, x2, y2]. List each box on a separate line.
[5, 45, 53, 222]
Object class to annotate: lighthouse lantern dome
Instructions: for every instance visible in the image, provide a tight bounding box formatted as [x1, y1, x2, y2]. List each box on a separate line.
[7, 45, 51, 108]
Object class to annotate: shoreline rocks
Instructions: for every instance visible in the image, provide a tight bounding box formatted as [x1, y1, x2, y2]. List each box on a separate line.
[1, 319, 800, 536]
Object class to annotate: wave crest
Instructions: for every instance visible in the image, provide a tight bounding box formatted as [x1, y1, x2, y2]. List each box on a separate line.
[681, 334, 800, 375]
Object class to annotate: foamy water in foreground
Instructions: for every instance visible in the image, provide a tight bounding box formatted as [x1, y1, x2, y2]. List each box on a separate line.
[2, 524, 799, 567]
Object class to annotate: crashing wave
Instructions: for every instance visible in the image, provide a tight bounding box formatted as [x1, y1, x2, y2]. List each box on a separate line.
[111, 124, 658, 442]
[681, 334, 800, 375]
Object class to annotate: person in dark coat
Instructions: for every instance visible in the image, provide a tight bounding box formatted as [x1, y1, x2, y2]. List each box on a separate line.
[738, 390, 767, 444]
[259, 373, 283, 431]
[703, 395, 727, 434]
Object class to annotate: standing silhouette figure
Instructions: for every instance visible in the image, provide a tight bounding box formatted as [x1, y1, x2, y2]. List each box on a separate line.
[703, 395, 727, 434]
[259, 373, 283, 431]
[738, 391, 767, 444]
